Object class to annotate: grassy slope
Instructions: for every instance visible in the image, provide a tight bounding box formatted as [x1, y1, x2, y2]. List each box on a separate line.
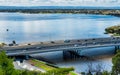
[28, 59, 55, 71]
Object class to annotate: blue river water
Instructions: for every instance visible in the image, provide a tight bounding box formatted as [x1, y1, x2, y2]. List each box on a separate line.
[0, 13, 120, 44]
[0, 13, 120, 73]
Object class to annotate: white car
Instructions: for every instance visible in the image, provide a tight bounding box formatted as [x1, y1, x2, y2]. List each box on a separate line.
[74, 44, 78, 47]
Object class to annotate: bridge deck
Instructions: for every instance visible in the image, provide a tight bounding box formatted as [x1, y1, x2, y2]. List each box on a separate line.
[1, 37, 120, 56]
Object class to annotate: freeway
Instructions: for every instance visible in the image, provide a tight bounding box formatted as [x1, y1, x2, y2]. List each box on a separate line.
[1, 37, 120, 56]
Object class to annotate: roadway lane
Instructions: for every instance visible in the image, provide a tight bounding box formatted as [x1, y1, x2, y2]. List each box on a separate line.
[1, 37, 120, 56]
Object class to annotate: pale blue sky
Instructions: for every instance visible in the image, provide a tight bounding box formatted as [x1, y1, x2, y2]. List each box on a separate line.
[0, 0, 120, 6]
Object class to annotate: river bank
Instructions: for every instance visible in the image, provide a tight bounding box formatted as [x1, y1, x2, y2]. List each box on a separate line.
[0, 7, 120, 17]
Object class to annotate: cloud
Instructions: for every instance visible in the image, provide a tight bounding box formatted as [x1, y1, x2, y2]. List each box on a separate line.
[0, 0, 120, 6]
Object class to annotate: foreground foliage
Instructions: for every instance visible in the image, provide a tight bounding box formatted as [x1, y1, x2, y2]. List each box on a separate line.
[112, 50, 120, 75]
[0, 51, 74, 75]
[79, 50, 120, 75]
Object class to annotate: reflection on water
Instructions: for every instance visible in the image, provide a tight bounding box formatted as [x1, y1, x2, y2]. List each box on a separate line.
[0, 13, 120, 72]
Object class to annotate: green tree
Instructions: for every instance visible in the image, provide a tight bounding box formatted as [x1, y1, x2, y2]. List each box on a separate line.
[0, 51, 74, 75]
[0, 51, 15, 75]
[0, 66, 4, 75]
[102, 71, 109, 75]
[112, 50, 120, 75]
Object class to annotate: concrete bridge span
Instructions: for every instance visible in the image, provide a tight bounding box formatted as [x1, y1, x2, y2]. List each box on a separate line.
[1, 37, 120, 56]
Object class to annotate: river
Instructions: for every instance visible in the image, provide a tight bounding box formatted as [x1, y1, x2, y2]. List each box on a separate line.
[0, 13, 120, 73]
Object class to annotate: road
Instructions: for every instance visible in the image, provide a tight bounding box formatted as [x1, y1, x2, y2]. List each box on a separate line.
[1, 37, 120, 56]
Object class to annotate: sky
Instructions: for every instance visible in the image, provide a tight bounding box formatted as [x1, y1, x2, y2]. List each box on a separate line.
[0, 0, 120, 6]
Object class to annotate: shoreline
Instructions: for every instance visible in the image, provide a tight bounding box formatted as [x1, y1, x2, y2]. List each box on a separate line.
[108, 33, 120, 37]
[0, 9, 120, 17]
[105, 25, 120, 37]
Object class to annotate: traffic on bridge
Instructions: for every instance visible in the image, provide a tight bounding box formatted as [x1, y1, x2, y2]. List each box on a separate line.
[1, 37, 120, 56]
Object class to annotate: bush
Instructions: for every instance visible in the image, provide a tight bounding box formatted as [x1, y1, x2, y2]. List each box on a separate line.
[105, 25, 120, 35]
[112, 50, 120, 75]
[0, 51, 74, 75]
[102, 71, 110, 75]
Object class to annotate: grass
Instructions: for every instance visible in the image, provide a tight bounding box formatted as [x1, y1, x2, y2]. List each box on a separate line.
[28, 59, 56, 71]
[69, 71, 78, 75]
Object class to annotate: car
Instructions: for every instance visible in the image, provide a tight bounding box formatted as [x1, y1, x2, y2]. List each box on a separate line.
[64, 40, 70, 43]
[9, 44, 14, 46]
[93, 42, 96, 44]
[28, 43, 31, 45]
[74, 44, 78, 47]
[36, 47, 41, 49]
[51, 41, 55, 44]
[77, 40, 80, 42]
[82, 43, 85, 45]
[23, 50, 26, 52]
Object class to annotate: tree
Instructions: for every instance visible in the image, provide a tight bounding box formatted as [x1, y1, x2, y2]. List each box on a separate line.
[0, 66, 4, 75]
[112, 50, 120, 75]
[0, 51, 74, 75]
[102, 71, 110, 75]
[0, 51, 15, 75]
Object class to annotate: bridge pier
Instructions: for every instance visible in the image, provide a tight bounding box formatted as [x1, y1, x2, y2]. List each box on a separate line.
[63, 50, 71, 60]
[69, 50, 80, 59]
[63, 50, 82, 60]
[63, 50, 73, 60]
[63, 50, 90, 60]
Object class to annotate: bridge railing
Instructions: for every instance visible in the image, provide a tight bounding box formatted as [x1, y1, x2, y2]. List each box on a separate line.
[2, 37, 120, 51]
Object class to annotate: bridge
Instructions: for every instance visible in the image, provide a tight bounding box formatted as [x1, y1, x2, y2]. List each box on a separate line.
[1, 37, 120, 57]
